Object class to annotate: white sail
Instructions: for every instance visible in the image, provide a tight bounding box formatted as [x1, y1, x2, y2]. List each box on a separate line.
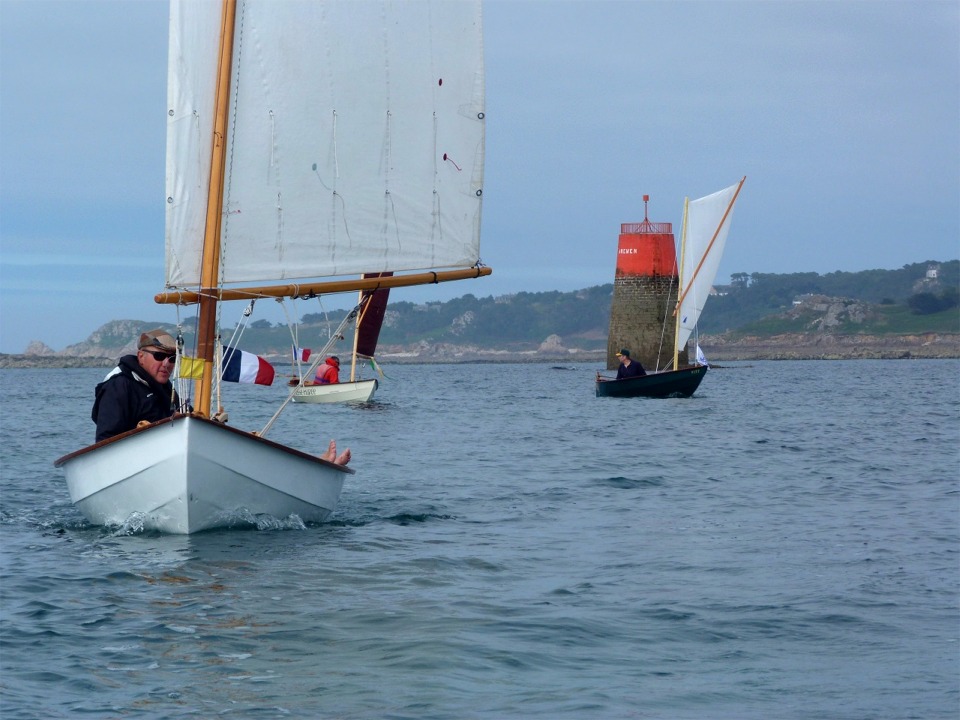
[675, 181, 742, 353]
[165, 0, 485, 288]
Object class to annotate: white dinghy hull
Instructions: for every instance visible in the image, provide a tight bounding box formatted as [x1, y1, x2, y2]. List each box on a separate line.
[55, 416, 352, 534]
[292, 379, 378, 404]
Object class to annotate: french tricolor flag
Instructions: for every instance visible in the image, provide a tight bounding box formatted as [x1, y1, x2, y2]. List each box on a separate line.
[292, 345, 311, 362]
[221, 346, 275, 386]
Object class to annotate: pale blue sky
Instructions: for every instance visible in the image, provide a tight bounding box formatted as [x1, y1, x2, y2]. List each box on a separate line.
[1, 0, 957, 353]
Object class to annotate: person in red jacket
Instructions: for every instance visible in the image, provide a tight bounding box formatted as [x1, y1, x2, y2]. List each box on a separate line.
[315, 356, 341, 384]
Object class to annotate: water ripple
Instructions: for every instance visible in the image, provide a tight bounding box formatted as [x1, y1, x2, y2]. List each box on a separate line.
[0, 360, 957, 719]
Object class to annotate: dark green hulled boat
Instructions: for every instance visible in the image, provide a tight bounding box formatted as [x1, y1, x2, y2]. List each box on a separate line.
[595, 365, 707, 399]
[598, 178, 744, 401]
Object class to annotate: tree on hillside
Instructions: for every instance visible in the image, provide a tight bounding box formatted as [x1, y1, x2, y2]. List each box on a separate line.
[908, 288, 959, 315]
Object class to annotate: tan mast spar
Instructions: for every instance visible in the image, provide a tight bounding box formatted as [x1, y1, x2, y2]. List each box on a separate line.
[349, 291, 362, 383]
[155, 266, 492, 305]
[189, 0, 237, 418]
[672, 197, 690, 372]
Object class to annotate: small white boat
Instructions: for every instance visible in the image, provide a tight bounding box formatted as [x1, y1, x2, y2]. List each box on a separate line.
[54, 0, 490, 533]
[55, 416, 352, 534]
[290, 274, 390, 404]
[292, 378, 378, 404]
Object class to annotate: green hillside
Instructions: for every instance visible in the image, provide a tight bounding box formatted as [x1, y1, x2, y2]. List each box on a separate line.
[699, 260, 958, 334]
[219, 260, 960, 354]
[26, 260, 955, 360]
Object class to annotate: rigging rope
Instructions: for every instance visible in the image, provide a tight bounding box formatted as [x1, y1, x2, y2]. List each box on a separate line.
[655, 301, 670, 373]
[218, 299, 256, 411]
[168, 304, 206, 413]
[278, 297, 302, 377]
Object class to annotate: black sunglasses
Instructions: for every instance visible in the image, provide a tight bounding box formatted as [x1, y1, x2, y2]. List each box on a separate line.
[146, 350, 177, 363]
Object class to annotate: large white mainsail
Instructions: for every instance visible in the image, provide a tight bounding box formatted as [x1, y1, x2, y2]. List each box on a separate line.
[165, 0, 485, 288]
[675, 178, 745, 354]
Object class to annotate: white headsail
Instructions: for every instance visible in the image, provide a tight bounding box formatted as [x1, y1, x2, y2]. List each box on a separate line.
[675, 179, 744, 353]
[165, 0, 485, 288]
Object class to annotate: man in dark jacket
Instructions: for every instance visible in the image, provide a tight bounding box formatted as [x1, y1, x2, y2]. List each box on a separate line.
[615, 348, 646, 379]
[92, 328, 180, 442]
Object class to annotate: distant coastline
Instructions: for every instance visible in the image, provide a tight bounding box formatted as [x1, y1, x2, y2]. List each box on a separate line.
[2, 332, 958, 369]
[5, 269, 957, 366]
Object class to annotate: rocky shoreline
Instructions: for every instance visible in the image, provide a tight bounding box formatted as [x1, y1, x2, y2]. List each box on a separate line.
[2, 332, 957, 369]
[0, 355, 119, 369]
[699, 332, 960, 361]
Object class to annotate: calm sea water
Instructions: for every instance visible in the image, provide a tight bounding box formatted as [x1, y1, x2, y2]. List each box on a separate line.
[1, 360, 957, 719]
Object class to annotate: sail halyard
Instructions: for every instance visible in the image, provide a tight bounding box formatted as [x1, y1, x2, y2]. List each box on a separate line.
[193, 0, 238, 418]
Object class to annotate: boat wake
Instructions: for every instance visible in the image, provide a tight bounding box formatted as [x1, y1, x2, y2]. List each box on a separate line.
[102, 509, 316, 535]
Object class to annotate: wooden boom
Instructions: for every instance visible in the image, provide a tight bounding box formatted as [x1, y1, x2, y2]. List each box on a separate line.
[155, 266, 492, 305]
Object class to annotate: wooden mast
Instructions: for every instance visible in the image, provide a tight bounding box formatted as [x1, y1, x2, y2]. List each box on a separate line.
[672, 197, 690, 372]
[349, 290, 364, 383]
[193, 0, 237, 417]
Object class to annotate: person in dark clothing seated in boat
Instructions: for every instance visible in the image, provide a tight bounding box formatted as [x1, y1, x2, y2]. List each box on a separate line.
[615, 348, 646, 379]
[314, 356, 341, 385]
[91, 328, 180, 442]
